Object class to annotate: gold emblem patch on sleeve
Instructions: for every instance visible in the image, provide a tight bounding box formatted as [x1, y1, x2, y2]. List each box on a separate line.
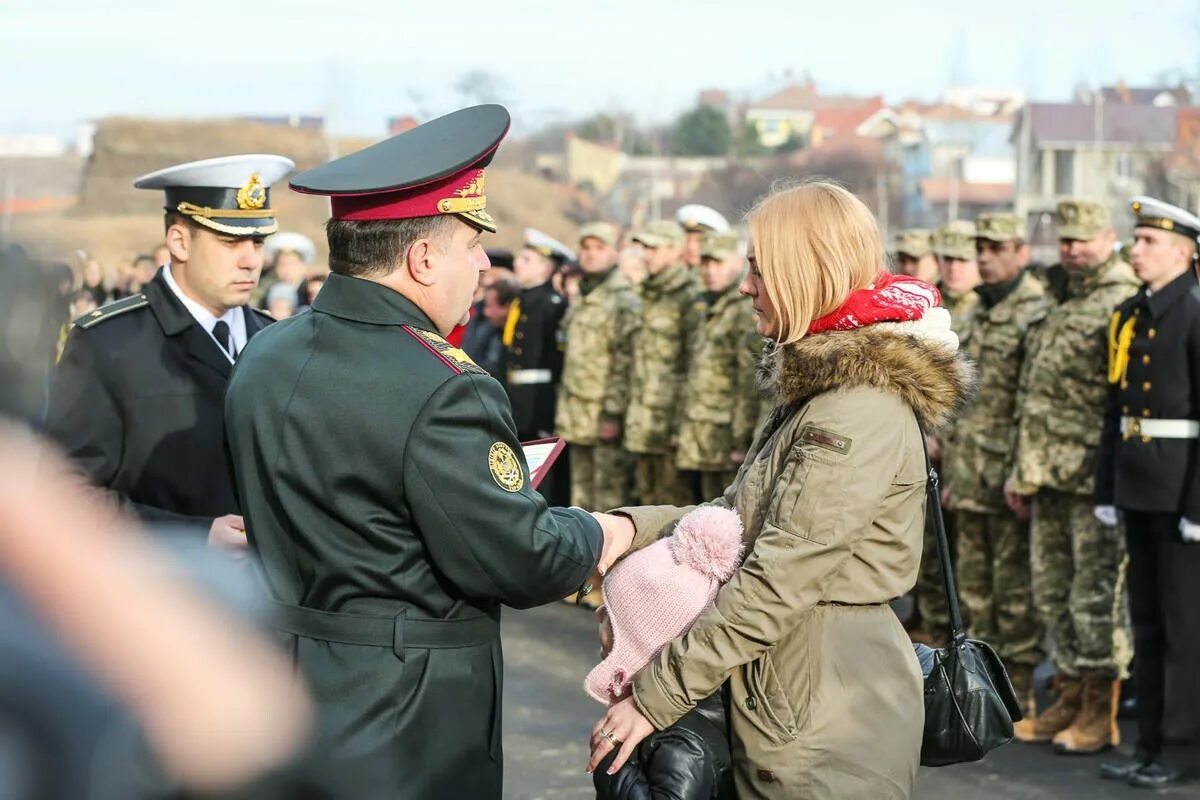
[488, 442, 524, 492]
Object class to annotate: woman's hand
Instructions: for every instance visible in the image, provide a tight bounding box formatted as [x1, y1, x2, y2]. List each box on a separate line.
[588, 696, 655, 775]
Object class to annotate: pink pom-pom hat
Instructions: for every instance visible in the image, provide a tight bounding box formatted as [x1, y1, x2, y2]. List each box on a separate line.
[584, 506, 745, 705]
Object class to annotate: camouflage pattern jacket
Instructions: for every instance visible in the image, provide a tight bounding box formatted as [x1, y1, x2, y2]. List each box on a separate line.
[676, 286, 763, 471]
[944, 288, 980, 341]
[1011, 254, 1139, 496]
[555, 268, 641, 445]
[943, 271, 1053, 513]
[624, 263, 701, 454]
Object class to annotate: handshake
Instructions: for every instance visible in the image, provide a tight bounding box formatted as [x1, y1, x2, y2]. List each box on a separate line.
[591, 512, 638, 576]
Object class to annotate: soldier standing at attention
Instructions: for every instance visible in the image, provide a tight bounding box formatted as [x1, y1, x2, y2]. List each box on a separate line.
[895, 228, 939, 284]
[556, 222, 640, 514]
[676, 232, 762, 503]
[1096, 197, 1200, 789]
[224, 106, 630, 799]
[910, 221, 981, 646]
[676, 203, 730, 269]
[1006, 198, 1139, 752]
[625, 220, 701, 505]
[506, 228, 573, 503]
[941, 211, 1052, 714]
[45, 154, 290, 548]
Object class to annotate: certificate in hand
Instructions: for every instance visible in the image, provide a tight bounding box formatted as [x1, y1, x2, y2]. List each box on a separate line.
[521, 437, 567, 490]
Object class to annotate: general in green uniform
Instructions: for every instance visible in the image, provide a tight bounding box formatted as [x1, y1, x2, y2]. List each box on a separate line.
[224, 106, 611, 800]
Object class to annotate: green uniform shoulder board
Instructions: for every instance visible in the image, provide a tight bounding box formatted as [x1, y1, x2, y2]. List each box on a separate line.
[402, 325, 488, 376]
[74, 294, 149, 329]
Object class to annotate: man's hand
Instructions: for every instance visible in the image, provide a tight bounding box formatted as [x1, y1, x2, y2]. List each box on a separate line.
[925, 434, 942, 464]
[208, 514, 248, 555]
[592, 512, 635, 575]
[1003, 478, 1031, 523]
[598, 421, 622, 443]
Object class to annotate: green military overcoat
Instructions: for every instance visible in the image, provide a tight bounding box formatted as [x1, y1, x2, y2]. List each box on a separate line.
[225, 273, 602, 799]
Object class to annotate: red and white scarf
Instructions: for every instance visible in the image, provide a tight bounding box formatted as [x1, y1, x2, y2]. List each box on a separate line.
[808, 272, 958, 350]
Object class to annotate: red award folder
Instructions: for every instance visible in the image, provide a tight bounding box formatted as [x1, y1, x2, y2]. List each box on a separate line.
[521, 437, 567, 490]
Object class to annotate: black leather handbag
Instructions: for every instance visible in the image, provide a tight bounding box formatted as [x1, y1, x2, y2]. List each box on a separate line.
[917, 431, 1024, 767]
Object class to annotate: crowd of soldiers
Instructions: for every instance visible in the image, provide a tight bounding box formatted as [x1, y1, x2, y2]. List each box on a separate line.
[467, 193, 1200, 788]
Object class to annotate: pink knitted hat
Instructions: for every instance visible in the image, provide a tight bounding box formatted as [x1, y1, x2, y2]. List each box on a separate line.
[584, 506, 744, 705]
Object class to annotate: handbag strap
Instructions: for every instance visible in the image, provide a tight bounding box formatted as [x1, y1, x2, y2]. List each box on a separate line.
[917, 423, 967, 646]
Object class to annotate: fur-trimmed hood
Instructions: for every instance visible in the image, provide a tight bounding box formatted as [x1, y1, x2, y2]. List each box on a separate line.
[765, 325, 976, 431]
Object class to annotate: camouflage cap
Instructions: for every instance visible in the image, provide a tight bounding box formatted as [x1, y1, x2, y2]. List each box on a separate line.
[895, 229, 933, 258]
[579, 221, 618, 247]
[975, 212, 1026, 243]
[700, 232, 741, 262]
[932, 220, 977, 261]
[632, 219, 685, 248]
[1057, 197, 1112, 241]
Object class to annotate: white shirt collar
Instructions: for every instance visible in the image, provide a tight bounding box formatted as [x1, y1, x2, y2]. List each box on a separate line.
[162, 264, 246, 362]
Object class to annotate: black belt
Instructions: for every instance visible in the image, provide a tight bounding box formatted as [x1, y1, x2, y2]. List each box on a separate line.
[271, 602, 499, 661]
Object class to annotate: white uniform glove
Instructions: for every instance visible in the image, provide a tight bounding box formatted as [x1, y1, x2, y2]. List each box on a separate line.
[1094, 505, 1119, 527]
[1180, 518, 1200, 543]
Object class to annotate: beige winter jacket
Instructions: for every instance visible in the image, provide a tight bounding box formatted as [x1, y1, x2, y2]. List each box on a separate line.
[616, 325, 974, 799]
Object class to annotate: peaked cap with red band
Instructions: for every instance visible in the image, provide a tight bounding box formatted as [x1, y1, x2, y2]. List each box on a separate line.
[289, 104, 511, 233]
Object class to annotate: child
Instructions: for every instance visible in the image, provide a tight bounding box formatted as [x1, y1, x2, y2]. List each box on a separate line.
[586, 506, 744, 800]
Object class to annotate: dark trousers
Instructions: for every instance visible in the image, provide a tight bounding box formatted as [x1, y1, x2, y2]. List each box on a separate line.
[1124, 511, 1200, 757]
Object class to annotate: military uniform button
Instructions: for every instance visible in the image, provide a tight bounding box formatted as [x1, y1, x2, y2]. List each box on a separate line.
[1148, 328, 1156, 339]
[1121, 380, 1129, 390]
[1143, 409, 1151, 417]
[1142, 354, 1151, 365]
[516, 332, 523, 339]
[1143, 381, 1152, 392]
[1142, 436, 1152, 444]
[745, 696, 758, 710]
[1122, 405, 1130, 414]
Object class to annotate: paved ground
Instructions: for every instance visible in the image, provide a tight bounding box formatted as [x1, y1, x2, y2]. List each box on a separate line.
[501, 602, 1200, 799]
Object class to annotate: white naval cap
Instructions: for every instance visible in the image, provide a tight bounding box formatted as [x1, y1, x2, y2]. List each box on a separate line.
[523, 228, 576, 263]
[265, 231, 317, 265]
[1130, 195, 1200, 242]
[134, 154, 295, 237]
[675, 204, 730, 234]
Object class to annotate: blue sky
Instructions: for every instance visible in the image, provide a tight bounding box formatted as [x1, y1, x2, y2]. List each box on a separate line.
[3, 0, 1197, 138]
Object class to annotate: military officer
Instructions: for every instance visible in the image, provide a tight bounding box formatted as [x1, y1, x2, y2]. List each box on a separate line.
[1096, 197, 1200, 789]
[676, 203, 730, 269]
[224, 105, 627, 800]
[1005, 198, 1139, 752]
[942, 211, 1052, 713]
[895, 228, 939, 284]
[556, 222, 639, 512]
[909, 221, 982, 647]
[45, 154, 290, 547]
[625, 220, 702, 505]
[676, 232, 762, 503]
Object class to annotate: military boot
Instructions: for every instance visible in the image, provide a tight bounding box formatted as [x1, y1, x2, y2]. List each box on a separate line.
[1053, 672, 1120, 754]
[1014, 675, 1082, 743]
[1005, 662, 1037, 719]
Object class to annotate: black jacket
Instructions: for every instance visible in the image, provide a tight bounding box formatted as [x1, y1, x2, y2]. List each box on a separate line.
[504, 280, 567, 439]
[44, 270, 272, 533]
[594, 694, 734, 800]
[1095, 270, 1200, 520]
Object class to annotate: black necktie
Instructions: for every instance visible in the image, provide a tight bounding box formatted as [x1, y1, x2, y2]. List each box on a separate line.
[212, 320, 236, 360]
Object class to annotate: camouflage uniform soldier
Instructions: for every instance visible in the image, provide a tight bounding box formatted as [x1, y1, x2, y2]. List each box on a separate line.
[556, 222, 640, 512]
[625, 220, 701, 505]
[942, 212, 1053, 712]
[895, 228, 939, 284]
[676, 233, 763, 502]
[910, 221, 984, 645]
[1007, 199, 1140, 752]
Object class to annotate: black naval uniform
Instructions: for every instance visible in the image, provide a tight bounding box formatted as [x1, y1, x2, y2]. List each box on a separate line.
[505, 279, 569, 504]
[224, 274, 602, 799]
[45, 270, 272, 532]
[1095, 268, 1200, 760]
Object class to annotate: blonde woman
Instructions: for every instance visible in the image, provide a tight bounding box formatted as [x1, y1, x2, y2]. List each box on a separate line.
[587, 182, 974, 798]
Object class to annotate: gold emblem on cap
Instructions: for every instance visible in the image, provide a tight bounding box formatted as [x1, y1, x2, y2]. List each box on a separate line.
[437, 170, 488, 215]
[488, 442, 524, 493]
[236, 173, 267, 210]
